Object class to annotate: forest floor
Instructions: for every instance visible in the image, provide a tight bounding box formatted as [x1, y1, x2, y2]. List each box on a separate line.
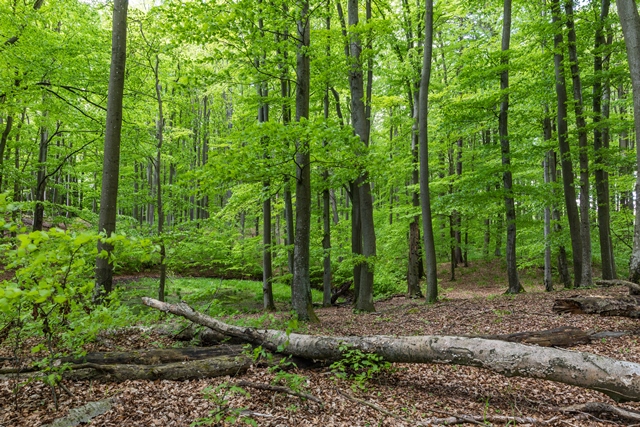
[2, 260, 640, 426]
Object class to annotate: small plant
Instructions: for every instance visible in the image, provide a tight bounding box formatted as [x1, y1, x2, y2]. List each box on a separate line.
[330, 344, 393, 390]
[193, 383, 256, 426]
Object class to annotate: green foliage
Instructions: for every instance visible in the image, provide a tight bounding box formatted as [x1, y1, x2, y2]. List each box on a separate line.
[193, 383, 256, 427]
[330, 344, 393, 390]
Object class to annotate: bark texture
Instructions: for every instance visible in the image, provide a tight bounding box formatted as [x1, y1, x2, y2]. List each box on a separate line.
[551, 0, 583, 287]
[142, 297, 640, 402]
[292, 0, 318, 322]
[499, 0, 522, 294]
[94, 0, 128, 301]
[617, 0, 640, 284]
[553, 296, 640, 318]
[418, 0, 438, 303]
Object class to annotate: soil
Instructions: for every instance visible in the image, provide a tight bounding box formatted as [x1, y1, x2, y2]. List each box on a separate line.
[2, 260, 640, 426]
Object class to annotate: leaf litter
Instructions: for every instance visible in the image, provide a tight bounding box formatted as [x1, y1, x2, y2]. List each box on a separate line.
[1, 261, 640, 426]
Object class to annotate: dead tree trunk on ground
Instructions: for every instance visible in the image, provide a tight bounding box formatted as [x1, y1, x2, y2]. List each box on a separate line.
[142, 297, 640, 402]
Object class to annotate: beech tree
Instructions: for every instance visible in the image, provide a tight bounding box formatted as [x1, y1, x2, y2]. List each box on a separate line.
[94, 0, 128, 301]
[617, 0, 640, 285]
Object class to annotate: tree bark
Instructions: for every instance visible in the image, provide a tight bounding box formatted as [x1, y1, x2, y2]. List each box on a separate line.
[94, 0, 128, 301]
[500, 0, 522, 294]
[152, 54, 166, 302]
[0, 114, 13, 192]
[553, 295, 640, 318]
[347, 0, 376, 312]
[142, 297, 640, 402]
[615, 0, 640, 284]
[543, 154, 553, 292]
[292, 0, 318, 322]
[418, 0, 438, 303]
[551, 0, 582, 288]
[479, 326, 591, 348]
[33, 123, 49, 232]
[565, 0, 592, 287]
[593, 0, 615, 280]
[55, 356, 251, 382]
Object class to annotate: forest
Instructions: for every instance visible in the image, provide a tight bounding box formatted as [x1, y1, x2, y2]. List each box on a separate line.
[4, 0, 640, 425]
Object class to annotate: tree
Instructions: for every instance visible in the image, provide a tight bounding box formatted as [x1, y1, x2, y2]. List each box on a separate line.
[551, 0, 582, 288]
[291, 0, 319, 322]
[615, 0, 640, 285]
[418, 0, 438, 303]
[499, 0, 522, 294]
[94, 0, 128, 301]
[347, 0, 376, 312]
[564, 0, 592, 287]
[593, 0, 616, 280]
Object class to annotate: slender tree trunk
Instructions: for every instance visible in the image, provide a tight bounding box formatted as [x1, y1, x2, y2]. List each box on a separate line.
[278, 18, 294, 283]
[33, 123, 48, 232]
[256, 4, 275, 311]
[614, 0, 640, 284]
[500, 0, 522, 294]
[322, 28, 332, 307]
[552, 0, 582, 288]
[350, 181, 362, 305]
[0, 115, 13, 192]
[347, 0, 375, 312]
[94, 0, 128, 302]
[543, 153, 553, 292]
[408, 88, 423, 298]
[153, 55, 166, 302]
[565, 0, 592, 287]
[594, 0, 615, 280]
[418, 0, 438, 303]
[292, 0, 318, 322]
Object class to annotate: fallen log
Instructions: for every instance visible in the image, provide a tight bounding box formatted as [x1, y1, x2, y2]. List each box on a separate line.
[595, 279, 640, 295]
[63, 344, 245, 365]
[0, 345, 247, 375]
[479, 326, 591, 347]
[142, 297, 640, 402]
[0, 355, 253, 382]
[553, 295, 640, 318]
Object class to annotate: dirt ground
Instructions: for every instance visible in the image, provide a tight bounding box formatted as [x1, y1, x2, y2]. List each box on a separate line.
[2, 260, 640, 426]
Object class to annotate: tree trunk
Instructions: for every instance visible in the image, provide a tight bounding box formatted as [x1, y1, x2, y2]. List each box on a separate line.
[593, 0, 615, 280]
[33, 124, 48, 232]
[347, 0, 375, 312]
[500, 0, 522, 294]
[153, 54, 166, 302]
[615, 0, 640, 284]
[0, 114, 13, 192]
[292, 0, 318, 323]
[63, 345, 246, 366]
[543, 154, 553, 292]
[349, 181, 362, 305]
[322, 86, 332, 307]
[565, 0, 592, 287]
[418, 0, 438, 303]
[95, 0, 128, 301]
[408, 88, 423, 298]
[551, 0, 582, 288]
[142, 297, 640, 403]
[51, 356, 251, 382]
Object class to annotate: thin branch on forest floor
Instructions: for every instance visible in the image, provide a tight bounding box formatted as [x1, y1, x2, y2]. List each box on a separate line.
[559, 402, 640, 424]
[417, 414, 544, 425]
[336, 389, 411, 423]
[235, 381, 323, 405]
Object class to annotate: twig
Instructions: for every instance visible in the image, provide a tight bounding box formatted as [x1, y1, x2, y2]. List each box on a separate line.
[235, 381, 322, 405]
[560, 402, 639, 423]
[336, 388, 410, 423]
